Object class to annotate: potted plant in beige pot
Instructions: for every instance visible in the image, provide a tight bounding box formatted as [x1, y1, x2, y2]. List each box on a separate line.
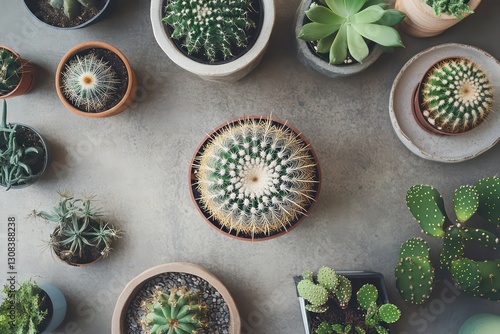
[150, 0, 275, 82]
[0, 46, 35, 99]
[55, 41, 136, 118]
[190, 116, 321, 241]
[112, 262, 241, 334]
[395, 0, 481, 37]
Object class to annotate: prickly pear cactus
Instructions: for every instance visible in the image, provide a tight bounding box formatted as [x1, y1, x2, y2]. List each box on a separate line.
[440, 226, 464, 271]
[297, 277, 329, 313]
[356, 284, 378, 310]
[335, 275, 352, 309]
[406, 185, 449, 237]
[475, 176, 500, 225]
[378, 304, 401, 323]
[453, 186, 479, 223]
[419, 58, 494, 134]
[0, 48, 21, 96]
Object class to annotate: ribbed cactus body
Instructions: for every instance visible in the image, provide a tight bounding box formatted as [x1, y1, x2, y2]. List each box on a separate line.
[0, 48, 21, 96]
[164, 0, 256, 62]
[420, 58, 494, 134]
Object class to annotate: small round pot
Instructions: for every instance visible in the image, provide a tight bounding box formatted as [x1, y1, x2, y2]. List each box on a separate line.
[189, 116, 322, 242]
[294, 0, 384, 78]
[1, 123, 49, 190]
[55, 41, 136, 118]
[39, 283, 67, 334]
[112, 262, 241, 334]
[395, 0, 481, 37]
[23, 0, 111, 30]
[51, 225, 104, 267]
[150, 0, 275, 82]
[0, 46, 35, 99]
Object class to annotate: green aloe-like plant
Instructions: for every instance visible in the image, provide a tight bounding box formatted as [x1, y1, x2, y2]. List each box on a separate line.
[425, 0, 474, 18]
[298, 0, 405, 65]
[49, 0, 97, 20]
[395, 176, 500, 304]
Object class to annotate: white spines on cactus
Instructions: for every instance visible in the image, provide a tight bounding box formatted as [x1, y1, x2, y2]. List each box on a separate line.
[61, 54, 119, 112]
[194, 117, 318, 237]
[420, 58, 494, 134]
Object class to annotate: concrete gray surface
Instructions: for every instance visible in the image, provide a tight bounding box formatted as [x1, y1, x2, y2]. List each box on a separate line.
[1, 1, 499, 333]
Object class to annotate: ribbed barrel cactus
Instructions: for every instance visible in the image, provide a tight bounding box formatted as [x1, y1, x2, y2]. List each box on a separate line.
[0, 47, 21, 96]
[193, 117, 319, 238]
[49, 0, 97, 20]
[395, 176, 500, 304]
[163, 0, 256, 62]
[141, 286, 207, 334]
[419, 57, 494, 134]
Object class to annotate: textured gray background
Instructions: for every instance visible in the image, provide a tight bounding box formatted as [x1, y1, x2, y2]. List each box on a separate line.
[1, 0, 499, 333]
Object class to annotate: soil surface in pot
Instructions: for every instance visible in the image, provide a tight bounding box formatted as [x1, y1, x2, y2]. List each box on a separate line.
[25, 0, 106, 28]
[36, 288, 54, 333]
[162, 0, 263, 64]
[125, 272, 230, 334]
[61, 48, 129, 113]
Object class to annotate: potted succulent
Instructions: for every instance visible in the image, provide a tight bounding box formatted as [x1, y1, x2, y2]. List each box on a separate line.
[295, 266, 401, 334]
[31, 193, 122, 266]
[0, 101, 48, 191]
[55, 41, 136, 118]
[0, 279, 67, 334]
[112, 262, 241, 334]
[189, 116, 321, 241]
[395, 0, 481, 37]
[395, 176, 500, 305]
[412, 57, 494, 135]
[0, 46, 36, 99]
[294, 0, 405, 78]
[150, 0, 275, 82]
[23, 0, 111, 29]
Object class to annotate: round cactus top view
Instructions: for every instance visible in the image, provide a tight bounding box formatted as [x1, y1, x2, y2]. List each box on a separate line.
[192, 117, 320, 239]
[418, 57, 494, 134]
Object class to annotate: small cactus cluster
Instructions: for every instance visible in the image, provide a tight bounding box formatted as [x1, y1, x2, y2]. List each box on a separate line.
[49, 0, 97, 20]
[163, 0, 256, 62]
[194, 117, 319, 238]
[61, 53, 119, 112]
[419, 58, 494, 134]
[141, 286, 207, 334]
[357, 284, 400, 334]
[396, 176, 500, 304]
[0, 47, 21, 96]
[425, 0, 474, 18]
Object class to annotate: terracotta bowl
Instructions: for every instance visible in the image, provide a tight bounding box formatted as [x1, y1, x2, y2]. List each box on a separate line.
[0, 46, 35, 99]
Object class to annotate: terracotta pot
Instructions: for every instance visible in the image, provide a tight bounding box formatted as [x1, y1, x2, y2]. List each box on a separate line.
[189, 116, 322, 242]
[112, 262, 241, 334]
[55, 41, 136, 118]
[395, 0, 481, 37]
[0, 46, 35, 99]
[51, 225, 104, 267]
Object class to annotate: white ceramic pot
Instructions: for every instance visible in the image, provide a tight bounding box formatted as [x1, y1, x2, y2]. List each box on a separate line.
[150, 0, 275, 82]
[458, 314, 500, 334]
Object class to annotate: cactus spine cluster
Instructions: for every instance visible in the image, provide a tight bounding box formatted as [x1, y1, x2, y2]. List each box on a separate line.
[49, 0, 97, 20]
[194, 117, 319, 238]
[163, 0, 256, 62]
[141, 286, 207, 334]
[420, 58, 494, 134]
[61, 53, 119, 112]
[0, 47, 21, 96]
[396, 176, 500, 304]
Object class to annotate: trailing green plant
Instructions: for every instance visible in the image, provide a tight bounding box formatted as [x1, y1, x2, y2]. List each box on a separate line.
[61, 53, 119, 112]
[0, 101, 43, 191]
[395, 176, 500, 304]
[425, 0, 474, 18]
[194, 117, 319, 238]
[141, 286, 207, 334]
[297, 0, 405, 65]
[298, 267, 400, 334]
[0, 279, 48, 334]
[49, 0, 97, 20]
[0, 47, 22, 96]
[31, 193, 122, 263]
[163, 0, 256, 62]
[419, 58, 494, 134]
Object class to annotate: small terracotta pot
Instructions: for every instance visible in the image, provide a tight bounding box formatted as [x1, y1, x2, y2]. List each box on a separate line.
[51, 226, 103, 267]
[55, 41, 136, 118]
[395, 0, 481, 37]
[112, 262, 241, 334]
[189, 116, 322, 242]
[0, 46, 36, 99]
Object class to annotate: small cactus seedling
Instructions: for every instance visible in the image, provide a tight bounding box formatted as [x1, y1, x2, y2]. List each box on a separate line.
[0, 47, 22, 96]
[396, 176, 500, 303]
[419, 58, 494, 134]
[49, 0, 97, 20]
[193, 117, 319, 238]
[141, 286, 207, 334]
[425, 0, 474, 18]
[163, 0, 256, 62]
[358, 284, 401, 332]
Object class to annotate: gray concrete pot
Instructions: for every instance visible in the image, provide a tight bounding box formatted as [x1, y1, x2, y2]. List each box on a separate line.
[294, 0, 383, 78]
[39, 283, 67, 334]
